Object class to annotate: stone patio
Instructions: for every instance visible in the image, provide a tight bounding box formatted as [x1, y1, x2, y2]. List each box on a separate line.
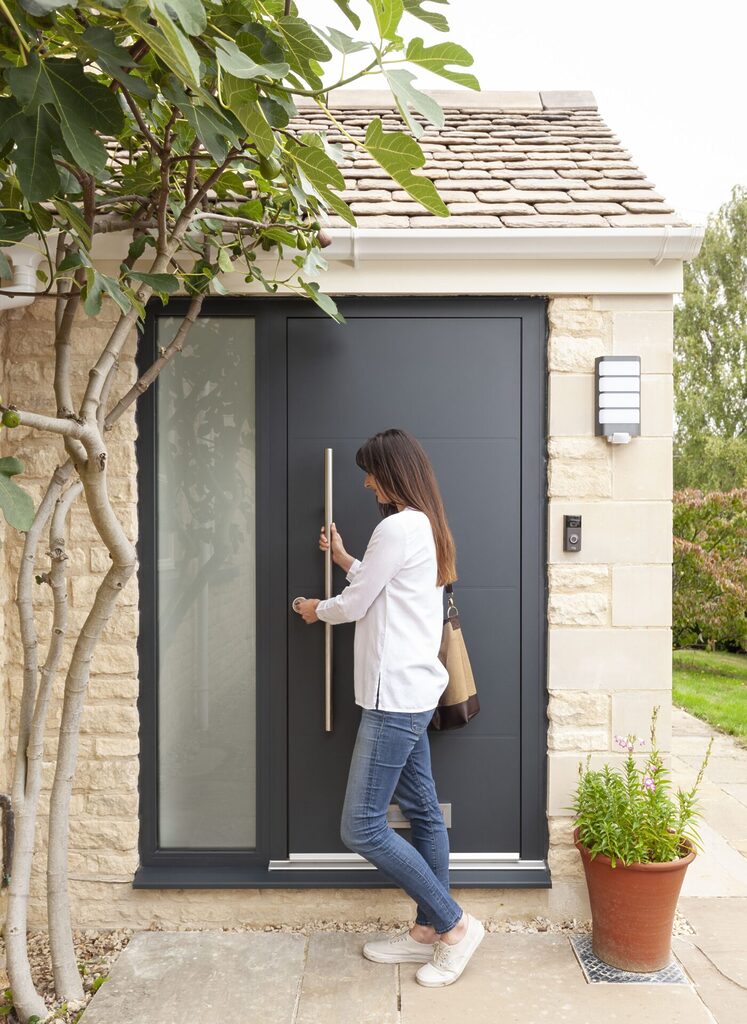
[79, 706, 747, 1023]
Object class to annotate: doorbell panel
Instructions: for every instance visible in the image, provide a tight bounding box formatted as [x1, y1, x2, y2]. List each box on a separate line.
[564, 514, 582, 552]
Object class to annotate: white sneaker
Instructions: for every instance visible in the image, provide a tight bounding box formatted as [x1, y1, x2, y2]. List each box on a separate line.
[415, 912, 485, 986]
[363, 928, 439, 963]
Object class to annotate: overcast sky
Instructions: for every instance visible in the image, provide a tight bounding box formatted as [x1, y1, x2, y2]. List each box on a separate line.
[308, 1, 746, 227]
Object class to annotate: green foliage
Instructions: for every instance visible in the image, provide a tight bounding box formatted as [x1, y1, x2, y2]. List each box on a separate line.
[0, 0, 479, 321]
[365, 116, 447, 213]
[0, 455, 34, 531]
[0, 986, 15, 1018]
[674, 184, 747, 486]
[567, 706, 712, 866]
[674, 434, 747, 490]
[672, 488, 747, 652]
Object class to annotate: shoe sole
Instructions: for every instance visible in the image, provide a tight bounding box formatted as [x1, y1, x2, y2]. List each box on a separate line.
[363, 946, 436, 964]
[415, 918, 486, 987]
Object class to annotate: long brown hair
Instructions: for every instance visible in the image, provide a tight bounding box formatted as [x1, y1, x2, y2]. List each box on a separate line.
[355, 428, 457, 587]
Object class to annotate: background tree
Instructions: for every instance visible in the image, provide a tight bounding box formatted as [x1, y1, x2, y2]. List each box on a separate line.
[673, 183, 747, 489]
[0, 1, 478, 1020]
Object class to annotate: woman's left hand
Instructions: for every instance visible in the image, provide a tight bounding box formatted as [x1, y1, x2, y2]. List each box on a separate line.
[295, 598, 321, 623]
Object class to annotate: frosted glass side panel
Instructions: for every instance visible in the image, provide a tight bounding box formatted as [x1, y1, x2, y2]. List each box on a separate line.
[156, 317, 256, 848]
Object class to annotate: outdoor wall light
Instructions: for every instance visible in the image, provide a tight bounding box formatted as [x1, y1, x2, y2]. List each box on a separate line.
[594, 355, 641, 444]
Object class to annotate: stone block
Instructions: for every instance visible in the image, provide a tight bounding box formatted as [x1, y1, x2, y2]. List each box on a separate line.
[548, 335, 610, 373]
[548, 724, 609, 751]
[612, 437, 673, 497]
[91, 546, 113, 572]
[548, 563, 609, 591]
[547, 437, 607, 460]
[545, 374, 590, 434]
[640, 374, 675, 436]
[547, 844, 585, 878]
[91, 849, 140, 875]
[87, 788, 140, 818]
[77, 758, 138, 790]
[548, 456, 611, 497]
[548, 690, 610, 728]
[95, 735, 140, 758]
[548, 500, 672, 563]
[611, 691, 672, 751]
[549, 302, 608, 337]
[590, 294, 673, 312]
[612, 564, 672, 627]
[611, 310, 674, 373]
[547, 627, 672, 691]
[69, 818, 139, 851]
[91, 641, 138, 675]
[548, 591, 608, 626]
[80, 703, 139, 735]
[88, 674, 139, 702]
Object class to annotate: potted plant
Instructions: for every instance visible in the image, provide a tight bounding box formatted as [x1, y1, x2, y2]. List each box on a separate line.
[567, 705, 712, 972]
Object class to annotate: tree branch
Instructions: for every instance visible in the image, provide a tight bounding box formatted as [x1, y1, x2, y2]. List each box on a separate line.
[105, 293, 204, 426]
[119, 82, 163, 155]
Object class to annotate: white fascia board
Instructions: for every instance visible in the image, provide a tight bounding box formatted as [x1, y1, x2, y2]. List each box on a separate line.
[90, 224, 705, 268]
[322, 226, 705, 266]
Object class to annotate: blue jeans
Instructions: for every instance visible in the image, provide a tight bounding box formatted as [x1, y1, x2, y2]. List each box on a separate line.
[340, 707, 463, 935]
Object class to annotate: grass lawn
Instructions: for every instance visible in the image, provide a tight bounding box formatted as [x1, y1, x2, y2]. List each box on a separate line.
[673, 648, 747, 747]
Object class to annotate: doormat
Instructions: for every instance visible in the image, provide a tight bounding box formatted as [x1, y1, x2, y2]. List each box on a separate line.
[569, 934, 689, 984]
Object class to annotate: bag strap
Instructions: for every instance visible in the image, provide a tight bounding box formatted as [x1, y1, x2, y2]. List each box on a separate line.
[445, 580, 458, 618]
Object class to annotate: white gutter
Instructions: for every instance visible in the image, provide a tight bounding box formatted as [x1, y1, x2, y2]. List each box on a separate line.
[0, 240, 44, 311]
[322, 225, 705, 266]
[90, 222, 706, 269]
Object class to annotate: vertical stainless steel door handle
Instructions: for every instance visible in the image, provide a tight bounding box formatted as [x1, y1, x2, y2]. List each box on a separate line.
[324, 447, 333, 732]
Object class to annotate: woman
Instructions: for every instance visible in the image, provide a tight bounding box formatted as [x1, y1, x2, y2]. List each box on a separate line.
[293, 428, 485, 988]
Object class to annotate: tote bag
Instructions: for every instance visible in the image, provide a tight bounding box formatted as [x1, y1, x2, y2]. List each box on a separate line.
[428, 582, 480, 731]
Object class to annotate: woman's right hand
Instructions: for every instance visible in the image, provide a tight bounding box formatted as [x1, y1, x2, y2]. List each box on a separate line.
[319, 522, 348, 567]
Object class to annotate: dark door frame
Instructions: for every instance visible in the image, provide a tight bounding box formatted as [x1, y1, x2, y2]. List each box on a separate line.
[133, 295, 550, 889]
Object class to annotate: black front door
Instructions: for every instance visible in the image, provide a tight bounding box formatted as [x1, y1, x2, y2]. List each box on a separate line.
[281, 297, 548, 882]
[135, 296, 549, 889]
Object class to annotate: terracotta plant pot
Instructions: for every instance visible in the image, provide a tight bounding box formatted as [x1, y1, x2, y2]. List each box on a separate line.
[573, 824, 696, 972]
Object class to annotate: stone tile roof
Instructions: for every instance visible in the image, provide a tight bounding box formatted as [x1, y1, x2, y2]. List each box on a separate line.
[292, 90, 690, 229]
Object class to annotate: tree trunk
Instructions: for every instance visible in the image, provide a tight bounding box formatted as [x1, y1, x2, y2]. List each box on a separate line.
[47, 440, 137, 998]
[4, 469, 76, 1024]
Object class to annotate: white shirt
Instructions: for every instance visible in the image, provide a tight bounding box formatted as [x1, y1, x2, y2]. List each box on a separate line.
[315, 507, 449, 712]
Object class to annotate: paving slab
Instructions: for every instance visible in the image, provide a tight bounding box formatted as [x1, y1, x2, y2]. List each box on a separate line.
[678, 897, 747, 975]
[399, 933, 712, 1024]
[722, 783, 747, 809]
[78, 707, 745, 1024]
[678, 820, 747, 897]
[680, 756, 747, 785]
[75, 921, 733, 1024]
[79, 931, 306, 1024]
[295, 932, 398, 1024]
[673, 937, 747, 1024]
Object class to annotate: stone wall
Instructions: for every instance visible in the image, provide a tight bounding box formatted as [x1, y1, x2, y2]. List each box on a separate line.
[545, 294, 674, 878]
[0, 297, 141, 928]
[0, 289, 674, 930]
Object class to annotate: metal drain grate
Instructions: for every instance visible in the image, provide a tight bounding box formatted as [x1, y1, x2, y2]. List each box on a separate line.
[570, 934, 689, 984]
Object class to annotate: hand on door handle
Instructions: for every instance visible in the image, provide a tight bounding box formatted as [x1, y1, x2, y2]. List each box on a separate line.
[319, 521, 350, 567]
[291, 596, 322, 623]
